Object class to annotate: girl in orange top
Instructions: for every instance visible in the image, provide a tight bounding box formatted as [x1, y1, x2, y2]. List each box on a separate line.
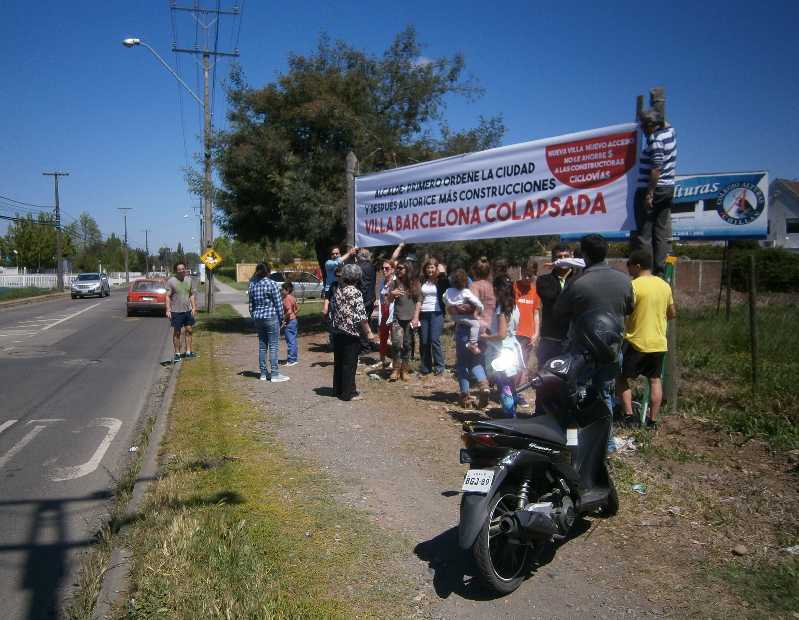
[281, 282, 299, 365]
[512, 258, 540, 368]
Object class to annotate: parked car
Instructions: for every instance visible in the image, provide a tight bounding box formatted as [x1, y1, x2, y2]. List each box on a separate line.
[71, 272, 110, 298]
[126, 278, 168, 316]
[268, 270, 324, 300]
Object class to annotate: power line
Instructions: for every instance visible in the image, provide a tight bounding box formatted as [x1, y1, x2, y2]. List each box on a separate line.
[0, 193, 52, 209]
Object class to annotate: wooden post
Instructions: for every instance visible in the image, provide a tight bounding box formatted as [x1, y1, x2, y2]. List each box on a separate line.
[665, 259, 679, 413]
[636, 95, 644, 121]
[345, 151, 358, 248]
[725, 243, 732, 321]
[650, 87, 666, 122]
[717, 241, 728, 314]
[748, 254, 758, 392]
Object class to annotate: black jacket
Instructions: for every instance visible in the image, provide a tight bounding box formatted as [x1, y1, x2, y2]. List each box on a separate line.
[536, 270, 576, 340]
[357, 259, 377, 306]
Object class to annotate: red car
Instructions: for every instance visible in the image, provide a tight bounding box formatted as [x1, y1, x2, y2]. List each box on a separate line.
[126, 279, 168, 316]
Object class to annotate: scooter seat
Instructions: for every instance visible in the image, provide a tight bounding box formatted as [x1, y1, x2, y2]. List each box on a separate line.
[479, 414, 566, 445]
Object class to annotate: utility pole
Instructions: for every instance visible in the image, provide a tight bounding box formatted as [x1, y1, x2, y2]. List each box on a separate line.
[118, 208, 132, 287]
[143, 228, 150, 276]
[43, 171, 69, 290]
[171, 2, 240, 313]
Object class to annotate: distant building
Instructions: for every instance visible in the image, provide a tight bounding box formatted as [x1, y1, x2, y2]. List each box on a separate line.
[767, 179, 799, 250]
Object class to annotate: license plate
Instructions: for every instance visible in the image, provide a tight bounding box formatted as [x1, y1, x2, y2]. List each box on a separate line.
[142, 296, 154, 301]
[461, 469, 495, 494]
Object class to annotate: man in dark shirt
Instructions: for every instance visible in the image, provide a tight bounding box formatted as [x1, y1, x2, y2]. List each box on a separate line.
[536, 243, 577, 368]
[555, 234, 633, 452]
[356, 248, 377, 353]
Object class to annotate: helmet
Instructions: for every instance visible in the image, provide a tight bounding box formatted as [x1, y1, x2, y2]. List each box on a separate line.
[570, 310, 623, 364]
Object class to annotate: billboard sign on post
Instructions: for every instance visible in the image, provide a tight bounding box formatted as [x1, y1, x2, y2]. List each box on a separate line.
[670, 171, 768, 240]
[562, 171, 770, 242]
[354, 123, 639, 247]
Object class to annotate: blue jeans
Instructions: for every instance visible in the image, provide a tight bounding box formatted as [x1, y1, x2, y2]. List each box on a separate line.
[419, 310, 445, 374]
[585, 353, 621, 453]
[254, 318, 279, 377]
[455, 324, 487, 395]
[284, 319, 298, 363]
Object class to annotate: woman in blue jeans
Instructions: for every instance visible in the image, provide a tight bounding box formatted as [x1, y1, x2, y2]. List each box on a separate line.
[416, 258, 449, 375]
[448, 269, 489, 408]
[248, 263, 289, 382]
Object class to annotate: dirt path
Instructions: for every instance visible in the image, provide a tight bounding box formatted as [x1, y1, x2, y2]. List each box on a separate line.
[212, 322, 669, 620]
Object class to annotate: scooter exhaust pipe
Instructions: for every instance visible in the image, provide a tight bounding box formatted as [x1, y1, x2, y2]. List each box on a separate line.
[500, 510, 559, 540]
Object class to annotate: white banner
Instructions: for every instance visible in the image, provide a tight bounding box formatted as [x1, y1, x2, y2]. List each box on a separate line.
[355, 123, 639, 247]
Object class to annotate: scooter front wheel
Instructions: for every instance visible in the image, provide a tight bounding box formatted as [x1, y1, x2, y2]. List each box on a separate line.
[472, 486, 530, 594]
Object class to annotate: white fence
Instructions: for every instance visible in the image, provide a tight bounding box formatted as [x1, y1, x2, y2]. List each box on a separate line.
[0, 273, 142, 289]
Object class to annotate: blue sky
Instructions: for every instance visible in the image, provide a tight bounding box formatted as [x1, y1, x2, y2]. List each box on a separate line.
[1, 0, 797, 255]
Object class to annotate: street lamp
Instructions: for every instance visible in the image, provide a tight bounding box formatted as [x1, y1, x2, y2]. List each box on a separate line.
[123, 35, 215, 311]
[13, 249, 19, 272]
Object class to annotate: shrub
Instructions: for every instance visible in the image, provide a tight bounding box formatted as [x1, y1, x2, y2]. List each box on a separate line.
[728, 248, 799, 292]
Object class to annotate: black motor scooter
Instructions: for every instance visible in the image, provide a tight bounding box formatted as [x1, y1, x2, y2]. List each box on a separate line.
[458, 310, 621, 594]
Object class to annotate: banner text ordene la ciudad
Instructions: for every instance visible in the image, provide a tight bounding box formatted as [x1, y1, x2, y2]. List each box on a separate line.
[354, 123, 639, 247]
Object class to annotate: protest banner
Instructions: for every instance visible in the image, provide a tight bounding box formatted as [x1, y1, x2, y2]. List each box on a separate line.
[354, 123, 639, 247]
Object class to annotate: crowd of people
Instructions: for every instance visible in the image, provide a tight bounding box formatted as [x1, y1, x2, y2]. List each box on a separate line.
[239, 231, 677, 445]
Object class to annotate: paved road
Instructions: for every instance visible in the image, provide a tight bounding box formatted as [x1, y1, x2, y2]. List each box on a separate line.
[0, 293, 172, 619]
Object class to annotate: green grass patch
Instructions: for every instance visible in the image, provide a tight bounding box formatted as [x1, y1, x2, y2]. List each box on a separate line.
[678, 304, 799, 450]
[0, 286, 56, 301]
[118, 304, 410, 619]
[714, 557, 799, 617]
[214, 273, 249, 290]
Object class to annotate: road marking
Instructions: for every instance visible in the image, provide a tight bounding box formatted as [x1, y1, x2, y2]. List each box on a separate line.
[41, 303, 100, 331]
[0, 420, 18, 435]
[50, 417, 122, 482]
[0, 425, 46, 469]
[27, 419, 65, 424]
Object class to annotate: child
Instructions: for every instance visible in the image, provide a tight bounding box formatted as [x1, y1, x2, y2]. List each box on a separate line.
[281, 281, 299, 366]
[444, 268, 484, 355]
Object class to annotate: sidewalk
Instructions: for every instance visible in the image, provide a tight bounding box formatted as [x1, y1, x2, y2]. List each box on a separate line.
[213, 278, 249, 317]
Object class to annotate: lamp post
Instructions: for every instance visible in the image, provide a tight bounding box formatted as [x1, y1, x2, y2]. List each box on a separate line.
[123, 36, 216, 312]
[117, 208, 132, 287]
[13, 249, 19, 272]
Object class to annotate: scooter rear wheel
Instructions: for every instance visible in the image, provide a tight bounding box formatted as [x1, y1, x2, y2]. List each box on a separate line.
[472, 487, 530, 593]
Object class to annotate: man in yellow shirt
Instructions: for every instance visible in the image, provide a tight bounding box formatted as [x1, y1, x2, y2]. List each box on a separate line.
[618, 250, 677, 429]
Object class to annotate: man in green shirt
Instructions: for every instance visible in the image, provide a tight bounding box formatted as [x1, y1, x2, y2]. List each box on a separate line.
[165, 262, 197, 363]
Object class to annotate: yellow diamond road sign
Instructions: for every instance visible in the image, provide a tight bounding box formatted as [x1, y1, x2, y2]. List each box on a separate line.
[200, 249, 223, 270]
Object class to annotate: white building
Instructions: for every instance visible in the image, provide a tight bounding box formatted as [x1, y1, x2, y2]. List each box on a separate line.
[767, 179, 799, 250]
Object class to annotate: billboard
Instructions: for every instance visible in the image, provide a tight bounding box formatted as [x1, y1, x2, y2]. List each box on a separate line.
[354, 123, 639, 247]
[562, 171, 769, 241]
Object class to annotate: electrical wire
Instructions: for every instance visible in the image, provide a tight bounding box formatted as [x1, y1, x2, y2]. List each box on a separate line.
[169, 1, 191, 169]
[0, 193, 52, 209]
[210, 0, 221, 117]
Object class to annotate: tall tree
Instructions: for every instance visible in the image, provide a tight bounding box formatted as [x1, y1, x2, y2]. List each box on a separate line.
[214, 27, 502, 265]
[64, 212, 102, 252]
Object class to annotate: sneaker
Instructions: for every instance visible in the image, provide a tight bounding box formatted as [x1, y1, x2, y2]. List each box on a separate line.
[183, 351, 197, 359]
[259, 373, 268, 381]
[270, 373, 290, 383]
[350, 394, 364, 401]
[285, 361, 299, 367]
[645, 418, 658, 431]
[173, 354, 181, 363]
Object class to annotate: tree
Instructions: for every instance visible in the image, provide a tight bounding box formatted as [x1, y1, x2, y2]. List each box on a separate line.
[214, 27, 502, 266]
[4, 212, 66, 271]
[64, 212, 102, 252]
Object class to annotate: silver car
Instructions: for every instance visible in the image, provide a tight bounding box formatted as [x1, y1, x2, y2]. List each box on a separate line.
[71, 272, 111, 298]
[268, 270, 324, 300]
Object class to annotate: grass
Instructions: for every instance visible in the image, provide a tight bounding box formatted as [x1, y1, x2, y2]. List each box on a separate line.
[117, 304, 410, 619]
[214, 272, 249, 291]
[678, 303, 799, 450]
[0, 286, 57, 301]
[714, 557, 799, 617]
